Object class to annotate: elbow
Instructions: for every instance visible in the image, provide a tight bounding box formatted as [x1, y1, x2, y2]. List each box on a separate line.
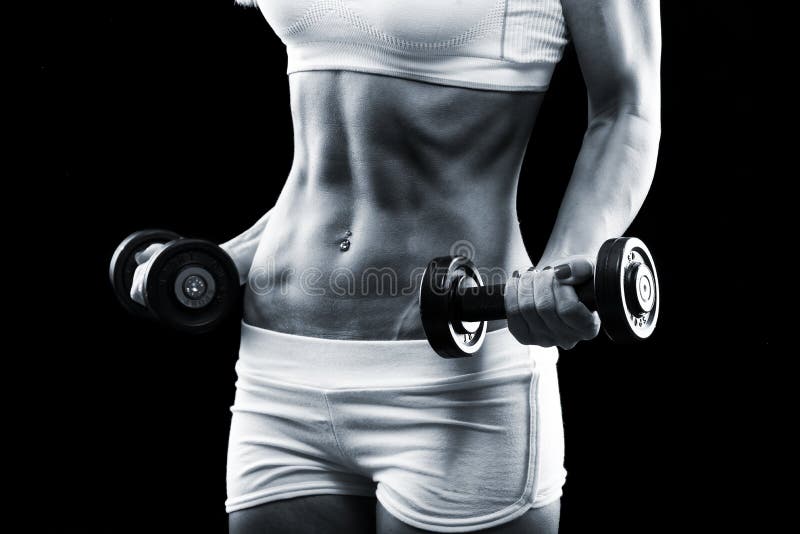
[626, 102, 661, 143]
[587, 101, 660, 216]
[588, 94, 661, 152]
[588, 69, 661, 134]
[589, 99, 661, 135]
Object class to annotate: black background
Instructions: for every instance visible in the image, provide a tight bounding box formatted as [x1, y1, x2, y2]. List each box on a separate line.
[32, 1, 767, 532]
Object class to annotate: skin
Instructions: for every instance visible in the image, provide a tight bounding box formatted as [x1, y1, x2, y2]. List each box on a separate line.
[132, 1, 660, 531]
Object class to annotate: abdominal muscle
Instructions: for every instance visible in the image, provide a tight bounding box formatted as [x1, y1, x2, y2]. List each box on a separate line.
[243, 71, 546, 340]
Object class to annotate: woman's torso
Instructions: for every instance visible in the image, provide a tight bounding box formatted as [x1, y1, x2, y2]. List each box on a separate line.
[244, 71, 546, 339]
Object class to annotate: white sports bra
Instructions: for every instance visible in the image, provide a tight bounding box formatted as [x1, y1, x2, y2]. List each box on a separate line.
[254, 0, 569, 92]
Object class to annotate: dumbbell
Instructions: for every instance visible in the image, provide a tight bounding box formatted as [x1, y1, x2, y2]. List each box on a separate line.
[109, 229, 240, 333]
[419, 237, 659, 358]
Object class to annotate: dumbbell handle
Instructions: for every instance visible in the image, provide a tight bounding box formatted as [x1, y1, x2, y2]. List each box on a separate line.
[455, 279, 597, 323]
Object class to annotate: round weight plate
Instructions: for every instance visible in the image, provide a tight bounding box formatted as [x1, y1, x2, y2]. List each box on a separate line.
[142, 239, 240, 333]
[109, 229, 182, 318]
[595, 237, 660, 342]
[420, 256, 487, 358]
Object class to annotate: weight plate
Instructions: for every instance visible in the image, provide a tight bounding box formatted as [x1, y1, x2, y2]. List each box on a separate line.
[420, 256, 487, 358]
[595, 237, 659, 342]
[142, 239, 240, 333]
[109, 229, 182, 318]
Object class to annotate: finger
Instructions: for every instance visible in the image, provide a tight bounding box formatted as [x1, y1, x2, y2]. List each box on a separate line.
[553, 282, 601, 340]
[553, 256, 595, 286]
[505, 273, 535, 344]
[520, 270, 559, 347]
[507, 271, 557, 347]
[130, 264, 147, 306]
[533, 269, 579, 348]
[134, 243, 164, 265]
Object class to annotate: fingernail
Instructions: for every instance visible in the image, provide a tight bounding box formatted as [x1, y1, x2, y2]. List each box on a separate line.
[554, 264, 571, 280]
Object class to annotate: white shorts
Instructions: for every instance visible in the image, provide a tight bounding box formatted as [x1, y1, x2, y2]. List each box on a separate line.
[226, 322, 566, 533]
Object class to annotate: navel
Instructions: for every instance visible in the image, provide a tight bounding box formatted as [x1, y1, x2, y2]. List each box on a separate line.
[339, 230, 352, 252]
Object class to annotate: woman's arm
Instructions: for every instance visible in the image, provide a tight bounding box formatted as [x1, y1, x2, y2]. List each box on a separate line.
[220, 209, 272, 285]
[538, 0, 661, 267]
[504, 1, 660, 349]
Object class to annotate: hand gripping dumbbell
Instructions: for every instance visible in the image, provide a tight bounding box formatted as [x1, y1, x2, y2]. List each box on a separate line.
[109, 229, 240, 333]
[420, 237, 660, 358]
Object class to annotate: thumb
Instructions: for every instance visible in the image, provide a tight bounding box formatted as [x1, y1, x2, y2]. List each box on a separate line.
[134, 243, 164, 265]
[130, 262, 148, 306]
[552, 256, 594, 286]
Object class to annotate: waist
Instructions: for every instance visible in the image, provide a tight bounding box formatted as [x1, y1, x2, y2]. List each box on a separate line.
[243, 198, 531, 339]
[237, 321, 558, 390]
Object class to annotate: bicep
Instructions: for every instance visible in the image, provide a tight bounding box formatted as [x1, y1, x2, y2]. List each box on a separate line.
[561, 0, 661, 117]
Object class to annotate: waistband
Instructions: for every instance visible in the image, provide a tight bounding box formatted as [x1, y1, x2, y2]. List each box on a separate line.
[238, 321, 558, 389]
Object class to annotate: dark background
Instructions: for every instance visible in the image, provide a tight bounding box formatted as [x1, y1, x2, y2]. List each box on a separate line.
[32, 1, 766, 532]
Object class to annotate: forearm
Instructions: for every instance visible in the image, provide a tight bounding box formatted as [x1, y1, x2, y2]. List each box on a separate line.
[221, 208, 272, 285]
[539, 105, 660, 266]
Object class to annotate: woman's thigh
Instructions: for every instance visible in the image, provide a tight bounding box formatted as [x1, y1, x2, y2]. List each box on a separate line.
[376, 500, 560, 534]
[229, 495, 378, 534]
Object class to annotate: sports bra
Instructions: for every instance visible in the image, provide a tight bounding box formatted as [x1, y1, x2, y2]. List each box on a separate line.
[253, 0, 569, 92]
